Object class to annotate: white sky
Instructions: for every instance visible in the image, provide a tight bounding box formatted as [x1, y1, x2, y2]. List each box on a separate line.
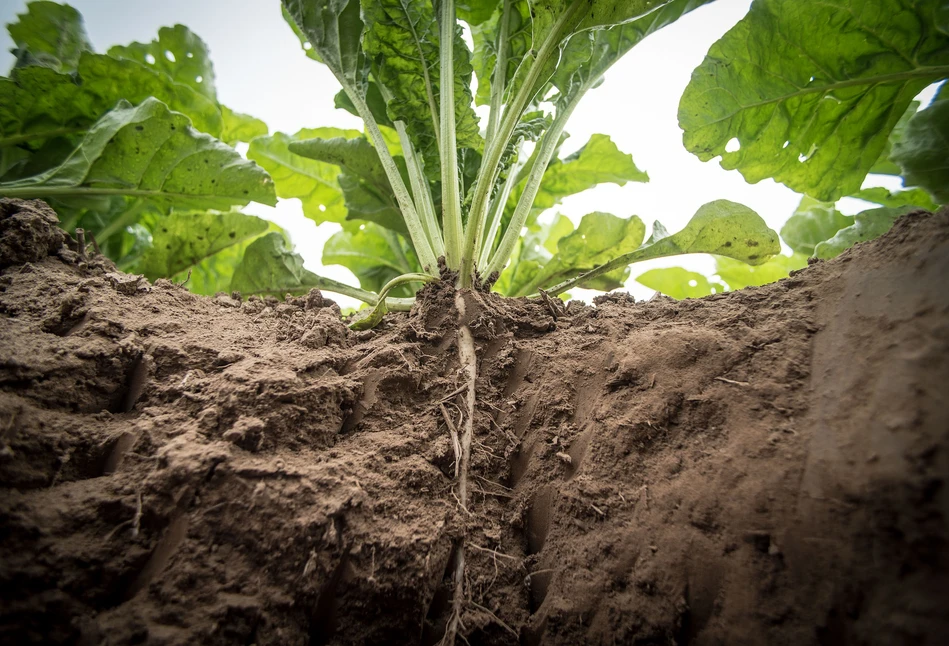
[0, 0, 918, 306]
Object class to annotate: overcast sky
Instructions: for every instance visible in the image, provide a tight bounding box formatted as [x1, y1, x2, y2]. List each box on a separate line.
[0, 0, 910, 305]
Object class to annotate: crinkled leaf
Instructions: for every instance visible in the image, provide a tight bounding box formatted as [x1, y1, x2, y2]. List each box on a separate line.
[891, 99, 949, 203]
[869, 101, 919, 176]
[247, 127, 361, 224]
[230, 232, 325, 295]
[637, 267, 726, 299]
[679, 0, 949, 201]
[282, 0, 369, 93]
[323, 222, 420, 296]
[714, 252, 808, 290]
[814, 206, 915, 259]
[850, 186, 939, 211]
[137, 210, 269, 280]
[780, 196, 853, 256]
[361, 0, 482, 178]
[220, 106, 269, 146]
[108, 25, 217, 100]
[0, 98, 274, 209]
[7, 1, 92, 73]
[1, 51, 224, 150]
[509, 133, 648, 216]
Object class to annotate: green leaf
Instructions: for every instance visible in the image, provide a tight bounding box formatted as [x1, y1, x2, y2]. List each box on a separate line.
[361, 0, 482, 176]
[637, 267, 726, 299]
[814, 206, 915, 259]
[869, 101, 919, 176]
[323, 222, 421, 296]
[220, 106, 269, 146]
[510, 211, 646, 296]
[779, 195, 853, 256]
[0, 98, 275, 209]
[107, 25, 217, 100]
[281, 5, 323, 63]
[510, 133, 648, 215]
[679, 0, 949, 201]
[247, 127, 362, 224]
[1, 51, 224, 149]
[891, 99, 949, 203]
[230, 232, 324, 296]
[714, 253, 808, 290]
[550, 0, 714, 107]
[7, 1, 92, 73]
[137, 210, 269, 280]
[457, 0, 499, 26]
[850, 186, 939, 211]
[282, 0, 369, 93]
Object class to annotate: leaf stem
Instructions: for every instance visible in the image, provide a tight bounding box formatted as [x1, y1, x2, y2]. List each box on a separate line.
[440, 0, 464, 273]
[96, 200, 147, 244]
[380, 84, 445, 256]
[484, 0, 512, 151]
[345, 86, 440, 274]
[484, 82, 585, 278]
[0, 127, 85, 149]
[460, 0, 585, 287]
[477, 154, 521, 268]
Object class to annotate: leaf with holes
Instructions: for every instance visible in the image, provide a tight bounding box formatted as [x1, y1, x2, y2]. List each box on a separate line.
[680, 0, 949, 201]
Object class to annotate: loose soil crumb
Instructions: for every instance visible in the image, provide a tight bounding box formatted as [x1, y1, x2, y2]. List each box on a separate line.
[1, 200, 947, 645]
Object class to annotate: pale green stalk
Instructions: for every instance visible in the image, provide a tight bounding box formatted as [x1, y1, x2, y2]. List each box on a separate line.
[459, 0, 585, 286]
[440, 0, 464, 272]
[484, 90, 583, 278]
[483, 0, 512, 152]
[379, 84, 444, 256]
[477, 155, 522, 269]
[345, 88, 439, 274]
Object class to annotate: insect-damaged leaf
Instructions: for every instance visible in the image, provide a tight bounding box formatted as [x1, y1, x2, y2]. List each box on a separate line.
[0, 51, 224, 150]
[679, 0, 949, 201]
[0, 98, 274, 210]
[108, 25, 218, 100]
[281, 0, 369, 93]
[137, 210, 270, 281]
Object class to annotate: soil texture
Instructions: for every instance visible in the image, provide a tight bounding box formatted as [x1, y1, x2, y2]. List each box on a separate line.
[1, 197, 947, 645]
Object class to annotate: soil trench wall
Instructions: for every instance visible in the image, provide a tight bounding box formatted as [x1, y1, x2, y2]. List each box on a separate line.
[0, 199, 947, 645]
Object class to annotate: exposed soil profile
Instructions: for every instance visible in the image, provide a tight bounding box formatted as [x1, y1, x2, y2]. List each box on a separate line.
[1, 198, 947, 645]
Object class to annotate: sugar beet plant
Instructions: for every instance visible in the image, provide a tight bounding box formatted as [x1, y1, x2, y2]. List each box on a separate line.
[2, 0, 947, 640]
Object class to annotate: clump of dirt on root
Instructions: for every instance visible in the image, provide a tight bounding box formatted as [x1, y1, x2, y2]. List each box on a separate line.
[1, 198, 947, 645]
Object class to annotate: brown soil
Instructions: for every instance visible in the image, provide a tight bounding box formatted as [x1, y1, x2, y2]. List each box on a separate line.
[1, 197, 947, 646]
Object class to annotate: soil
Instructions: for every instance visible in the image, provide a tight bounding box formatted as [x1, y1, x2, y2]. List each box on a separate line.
[0, 197, 947, 646]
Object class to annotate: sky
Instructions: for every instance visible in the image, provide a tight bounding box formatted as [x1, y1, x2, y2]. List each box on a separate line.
[0, 0, 917, 306]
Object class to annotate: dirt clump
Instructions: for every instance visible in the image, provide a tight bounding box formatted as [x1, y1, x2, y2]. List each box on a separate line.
[0, 201, 947, 645]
